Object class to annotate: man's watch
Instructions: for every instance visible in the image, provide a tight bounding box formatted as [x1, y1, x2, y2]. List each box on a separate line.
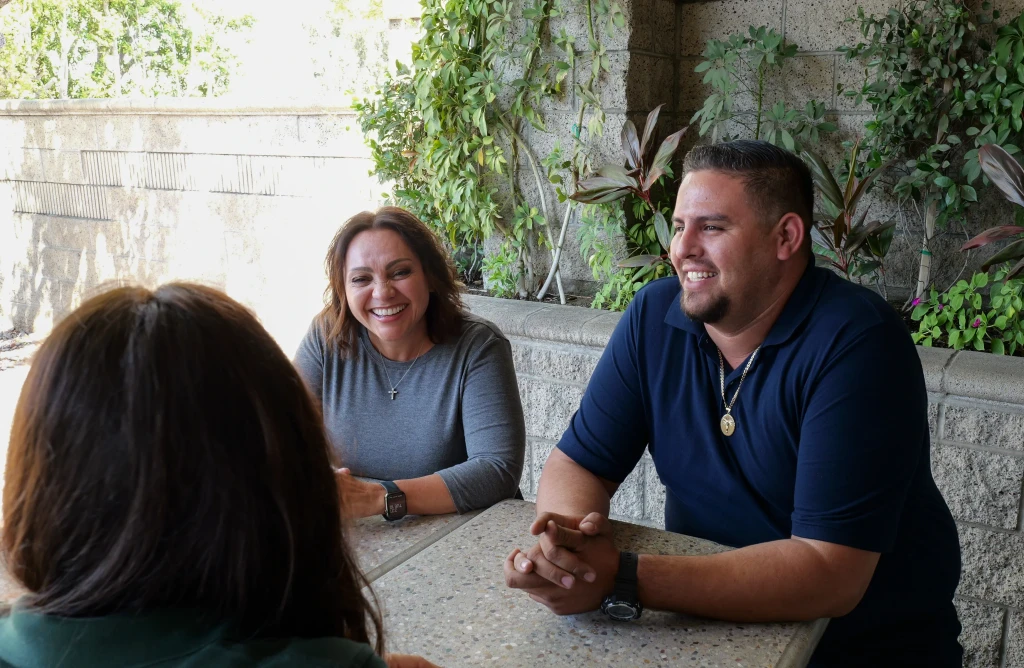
[378, 480, 407, 521]
[600, 551, 643, 621]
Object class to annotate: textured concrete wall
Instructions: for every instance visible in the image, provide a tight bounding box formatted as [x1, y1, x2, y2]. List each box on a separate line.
[675, 0, 1024, 302]
[503, 0, 683, 296]
[0, 100, 379, 353]
[519, 0, 1022, 298]
[465, 293, 1024, 668]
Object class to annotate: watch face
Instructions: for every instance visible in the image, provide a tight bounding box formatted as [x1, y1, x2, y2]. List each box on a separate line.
[604, 601, 638, 621]
[386, 496, 406, 518]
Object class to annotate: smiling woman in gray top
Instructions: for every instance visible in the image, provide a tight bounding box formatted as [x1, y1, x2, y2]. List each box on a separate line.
[294, 207, 525, 518]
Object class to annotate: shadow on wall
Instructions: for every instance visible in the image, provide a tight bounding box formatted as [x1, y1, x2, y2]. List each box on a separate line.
[0, 110, 376, 354]
[0, 114, 188, 333]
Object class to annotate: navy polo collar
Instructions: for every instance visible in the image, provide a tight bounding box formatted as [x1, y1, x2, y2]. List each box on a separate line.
[663, 259, 826, 349]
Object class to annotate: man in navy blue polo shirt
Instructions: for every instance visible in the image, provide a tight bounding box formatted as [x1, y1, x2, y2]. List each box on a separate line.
[503, 141, 962, 665]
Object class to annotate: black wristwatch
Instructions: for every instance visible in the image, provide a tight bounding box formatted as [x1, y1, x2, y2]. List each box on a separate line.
[600, 551, 643, 621]
[378, 480, 407, 521]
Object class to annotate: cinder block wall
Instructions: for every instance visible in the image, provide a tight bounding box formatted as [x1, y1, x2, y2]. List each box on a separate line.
[0, 100, 379, 353]
[466, 294, 1024, 668]
[515, 0, 1020, 298]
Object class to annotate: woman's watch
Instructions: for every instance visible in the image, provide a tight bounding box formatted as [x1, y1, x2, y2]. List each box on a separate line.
[600, 551, 643, 621]
[379, 480, 407, 521]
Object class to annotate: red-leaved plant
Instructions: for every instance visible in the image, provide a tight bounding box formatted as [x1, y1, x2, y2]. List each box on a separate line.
[961, 144, 1024, 278]
[570, 103, 687, 275]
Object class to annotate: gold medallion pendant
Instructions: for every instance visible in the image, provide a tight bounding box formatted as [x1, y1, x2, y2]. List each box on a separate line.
[717, 345, 762, 439]
[720, 413, 736, 436]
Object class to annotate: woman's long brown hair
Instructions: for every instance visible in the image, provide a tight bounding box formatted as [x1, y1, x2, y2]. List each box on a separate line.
[1, 283, 383, 652]
[320, 206, 464, 356]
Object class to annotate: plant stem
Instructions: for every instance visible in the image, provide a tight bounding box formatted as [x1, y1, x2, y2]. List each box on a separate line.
[538, 202, 576, 301]
[755, 63, 765, 140]
[499, 115, 565, 302]
[538, 0, 601, 302]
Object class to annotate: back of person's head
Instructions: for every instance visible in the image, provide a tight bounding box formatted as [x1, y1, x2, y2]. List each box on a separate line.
[1, 283, 382, 651]
[683, 140, 814, 243]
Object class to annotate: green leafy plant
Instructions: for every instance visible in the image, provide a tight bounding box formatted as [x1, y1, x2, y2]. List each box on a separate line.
[570, 104, 686, 309]
[839, 2, 1024, 297]
[960, 143, 1024, 277]
[911, 268, 1024, 355]
[481, 242, 523, 299]
[802, 142, 895, 287]
[356, 0, 623, 300]
[691, 26, 835, 150]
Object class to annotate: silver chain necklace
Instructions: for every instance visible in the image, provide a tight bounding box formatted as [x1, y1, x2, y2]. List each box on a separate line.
[373, 344, 426, 400]
[717, 344, 762, 437]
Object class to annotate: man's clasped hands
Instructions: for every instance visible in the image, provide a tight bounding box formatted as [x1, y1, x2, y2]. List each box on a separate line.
[504, 511, 622, 615]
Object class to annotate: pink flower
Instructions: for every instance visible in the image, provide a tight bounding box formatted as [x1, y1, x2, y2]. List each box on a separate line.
[937, 304, 944, 311]
[912, 298, 921, 306]
[972, 318, 982, 328]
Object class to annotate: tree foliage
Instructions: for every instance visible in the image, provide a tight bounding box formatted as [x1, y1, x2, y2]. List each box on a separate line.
[0, 0, 253, 99]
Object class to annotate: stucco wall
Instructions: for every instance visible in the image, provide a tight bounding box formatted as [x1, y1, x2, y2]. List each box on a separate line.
[0, 100, 379, 353]
[465, 293, 1024, 668]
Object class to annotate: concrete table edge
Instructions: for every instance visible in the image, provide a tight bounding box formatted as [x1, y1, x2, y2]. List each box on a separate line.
[361, 509, 482, 584]
[441, 500, 827, 668]
[777, 618, 830, 668]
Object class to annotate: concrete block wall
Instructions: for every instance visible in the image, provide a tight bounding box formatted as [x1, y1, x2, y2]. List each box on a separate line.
[514, 0, 1022, 297]
[0, 99, 380, 353]
[465, 293, 1024, 668]
[504, 0, 685, 296]
[672, 0, 1024, 300]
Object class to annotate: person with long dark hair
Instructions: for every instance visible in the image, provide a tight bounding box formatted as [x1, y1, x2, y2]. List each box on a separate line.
[294, 207, 525, 520]
[0, 283, 436, 667]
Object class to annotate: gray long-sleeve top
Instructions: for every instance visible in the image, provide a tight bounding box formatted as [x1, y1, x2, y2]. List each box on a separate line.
[293, 313, 526, 513]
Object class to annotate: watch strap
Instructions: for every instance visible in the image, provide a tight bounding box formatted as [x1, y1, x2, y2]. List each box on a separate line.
[614, 551, 639, 603]
[378, 480, 402, 496]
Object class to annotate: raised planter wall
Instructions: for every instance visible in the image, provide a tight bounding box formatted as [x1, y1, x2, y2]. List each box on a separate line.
[465, 294, 1024, 668]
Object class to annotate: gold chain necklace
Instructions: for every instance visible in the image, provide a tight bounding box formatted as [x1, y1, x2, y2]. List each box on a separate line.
[717, 345, 762, 436]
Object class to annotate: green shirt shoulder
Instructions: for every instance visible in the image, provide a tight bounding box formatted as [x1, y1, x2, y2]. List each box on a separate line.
[0, 604, 387, 668]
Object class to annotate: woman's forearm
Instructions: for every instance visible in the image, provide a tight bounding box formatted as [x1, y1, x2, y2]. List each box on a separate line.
[395, 473, 457, 515]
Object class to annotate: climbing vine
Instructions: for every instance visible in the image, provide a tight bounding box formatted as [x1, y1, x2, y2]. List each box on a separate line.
[355, 0, 623, 300]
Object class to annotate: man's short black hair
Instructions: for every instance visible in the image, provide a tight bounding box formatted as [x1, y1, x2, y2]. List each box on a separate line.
[682, 140, 814, 238]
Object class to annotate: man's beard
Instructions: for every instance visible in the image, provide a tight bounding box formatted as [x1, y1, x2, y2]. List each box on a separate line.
[681, 291, 730, 324]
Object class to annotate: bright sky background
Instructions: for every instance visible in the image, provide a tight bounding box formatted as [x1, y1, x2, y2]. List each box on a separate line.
[200, 0, 337, 100]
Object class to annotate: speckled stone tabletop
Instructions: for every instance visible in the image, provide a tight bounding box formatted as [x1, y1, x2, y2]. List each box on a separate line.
[371, 500, 827, 667]
[348, 511, 480, 582]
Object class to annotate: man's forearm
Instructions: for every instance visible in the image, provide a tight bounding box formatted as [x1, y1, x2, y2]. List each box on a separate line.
[535, 448, 615, 517]
[638, 537, 875, 622]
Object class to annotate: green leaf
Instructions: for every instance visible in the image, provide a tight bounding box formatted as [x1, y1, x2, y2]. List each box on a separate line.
[992, 338, 1005, 355]
[979, 143, 1024, 207]
[621, 120, 641, 170]
[645, 127, 688, 190]
[639, 103, 664, 163]
[981, 239, 1024, 271]
[802, 149, 845, 210]
[652, 210, 672, 252]
[618, 254, 662, 268]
